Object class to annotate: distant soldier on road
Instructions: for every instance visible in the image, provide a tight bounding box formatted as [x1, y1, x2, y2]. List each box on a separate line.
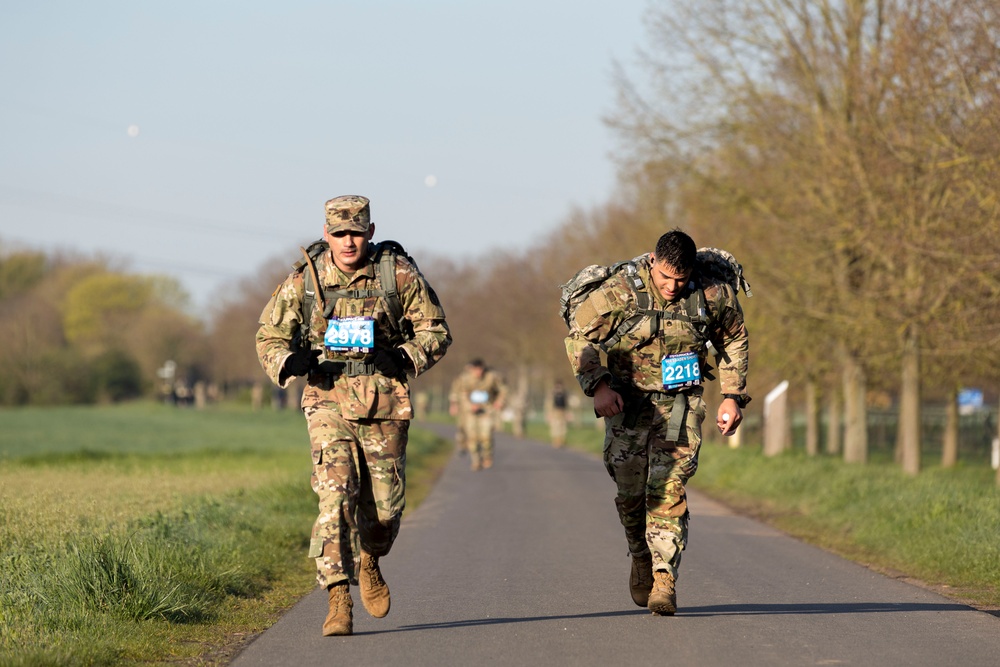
[256, 195, 452, 636]
[449, 359, 507, 471]
[563, 229, 750, 616]
[547, 380, 570, 447]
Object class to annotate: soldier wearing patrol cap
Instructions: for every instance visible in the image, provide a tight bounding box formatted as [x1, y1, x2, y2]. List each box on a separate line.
[563, 228, 750, 617]
[256, 195, 452, 636]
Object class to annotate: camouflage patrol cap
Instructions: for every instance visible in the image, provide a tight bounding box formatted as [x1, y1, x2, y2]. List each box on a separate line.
[324, 195, 371, 233]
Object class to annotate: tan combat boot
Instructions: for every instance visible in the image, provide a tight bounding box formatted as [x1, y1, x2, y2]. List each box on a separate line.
[629, 552, 654, 607]
[648, 571, 676, 616]
[322, 582, 353, 636]
[358, 552, 391, 618]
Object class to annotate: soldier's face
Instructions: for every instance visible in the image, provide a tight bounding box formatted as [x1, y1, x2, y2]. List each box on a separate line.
[325, 225, 374, 273]
[650, 258, 691, 302]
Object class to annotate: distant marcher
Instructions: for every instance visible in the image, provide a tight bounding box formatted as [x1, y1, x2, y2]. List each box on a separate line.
[448, 363, 472, 456]
[562, 229, 750, 616]
[256, 195, 451, 636]
[547, 380, 569, 447]
[449, 359, 507, 470]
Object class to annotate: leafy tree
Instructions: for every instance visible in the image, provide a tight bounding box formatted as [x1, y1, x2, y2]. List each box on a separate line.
[91, 349, 144, 402]
[0, 247, 48, 301]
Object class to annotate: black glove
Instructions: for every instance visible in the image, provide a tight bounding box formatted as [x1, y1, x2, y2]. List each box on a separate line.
[373, 347, 411, 378]
[283, 348, 320, 379]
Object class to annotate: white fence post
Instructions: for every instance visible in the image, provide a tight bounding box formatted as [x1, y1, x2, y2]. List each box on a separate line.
[763, 380, 790, 457]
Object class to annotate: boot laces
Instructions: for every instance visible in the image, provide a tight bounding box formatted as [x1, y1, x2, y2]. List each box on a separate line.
[364, 555, 384, 587]
[329, 585, 349, 612]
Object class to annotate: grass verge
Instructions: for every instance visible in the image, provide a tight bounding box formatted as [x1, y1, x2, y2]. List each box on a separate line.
[0, 402, 452, 666]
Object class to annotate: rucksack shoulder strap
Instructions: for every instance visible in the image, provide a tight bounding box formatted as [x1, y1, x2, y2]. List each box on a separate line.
[600, 262, 647, 353]
[373, 241, 406, 340]
[294, 240, 328, 349]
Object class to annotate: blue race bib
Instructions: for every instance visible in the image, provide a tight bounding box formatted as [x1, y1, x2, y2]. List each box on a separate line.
[661, 352, 701, 391]
[324, 316, 375, 352]
[469, 390, 490, 405]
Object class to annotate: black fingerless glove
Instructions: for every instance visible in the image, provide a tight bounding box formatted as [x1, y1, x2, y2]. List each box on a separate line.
[373, 347, 411, 378]
[283, 348, 320, 378]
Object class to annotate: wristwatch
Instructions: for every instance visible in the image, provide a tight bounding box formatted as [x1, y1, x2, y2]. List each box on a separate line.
[722, 393, 751, 408]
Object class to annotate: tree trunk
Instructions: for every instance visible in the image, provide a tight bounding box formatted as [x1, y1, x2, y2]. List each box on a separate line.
[826, 388, 841, 455]
[509, 365, 530, 438]
[842, 350, 868, 464]
[899, 323, 921, 476]
[941, 388, 959, 469]
[805, 379, 819, 456]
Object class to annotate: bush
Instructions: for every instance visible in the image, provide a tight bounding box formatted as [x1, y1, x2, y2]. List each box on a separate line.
[92, 350, 144, 403]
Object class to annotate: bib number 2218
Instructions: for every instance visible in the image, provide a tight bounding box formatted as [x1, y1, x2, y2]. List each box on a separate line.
[661, 352, 701, 391]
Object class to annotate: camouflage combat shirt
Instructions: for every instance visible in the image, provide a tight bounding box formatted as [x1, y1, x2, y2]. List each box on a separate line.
[564, 254, 748, 399]
[256, 247, 452, 420]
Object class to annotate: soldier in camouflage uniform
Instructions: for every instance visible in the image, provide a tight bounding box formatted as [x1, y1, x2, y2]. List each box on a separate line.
[563, 229, 749, 616]
[448, 359, 507, 471]
[256, 195, 451, 636]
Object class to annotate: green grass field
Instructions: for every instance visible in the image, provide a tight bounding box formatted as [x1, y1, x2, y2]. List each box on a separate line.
[0, 402, 452, 666]
[516, 417, 1000, 610]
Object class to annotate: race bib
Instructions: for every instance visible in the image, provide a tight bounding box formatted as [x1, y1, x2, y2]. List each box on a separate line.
[469, 390, 490, 405]
[661, 352, 701, 391]
[324, 316, 375, 352]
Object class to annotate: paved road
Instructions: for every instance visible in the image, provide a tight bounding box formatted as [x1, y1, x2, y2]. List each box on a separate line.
[232, 425, 1000, 667]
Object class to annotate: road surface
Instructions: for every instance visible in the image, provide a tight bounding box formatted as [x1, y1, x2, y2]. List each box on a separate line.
[232, 425, 1000, 666]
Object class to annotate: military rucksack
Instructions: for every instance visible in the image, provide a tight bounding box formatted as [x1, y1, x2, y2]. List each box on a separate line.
[558, 248, 752, 354]
[292, 239, 416, 350]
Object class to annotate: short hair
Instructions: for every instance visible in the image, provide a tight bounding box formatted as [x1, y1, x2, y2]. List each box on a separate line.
[469, 358, 485, 368]
[653, 229, 696, 273]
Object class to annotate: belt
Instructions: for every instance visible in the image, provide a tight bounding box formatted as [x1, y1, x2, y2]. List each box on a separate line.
[313, 359, 376, 377]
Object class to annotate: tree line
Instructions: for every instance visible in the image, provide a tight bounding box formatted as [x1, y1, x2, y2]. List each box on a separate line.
[0, 245, 291, 406]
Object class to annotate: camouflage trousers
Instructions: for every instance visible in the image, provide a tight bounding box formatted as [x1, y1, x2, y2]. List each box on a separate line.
[602, 392, 705, 581]
[454, 416, 469, 452]
[462, 410, 496, 467]
[304, 406, 409, 589]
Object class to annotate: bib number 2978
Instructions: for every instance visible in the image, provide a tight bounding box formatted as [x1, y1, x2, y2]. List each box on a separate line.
[324, 317, 375, 352]
[661, 352, 701, 391]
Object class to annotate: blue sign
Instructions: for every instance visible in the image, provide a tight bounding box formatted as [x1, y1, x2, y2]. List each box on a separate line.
[957, 388, 983, 408]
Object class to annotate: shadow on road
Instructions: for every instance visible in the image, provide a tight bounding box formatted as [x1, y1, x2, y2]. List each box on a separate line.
[347, 601, 980, 637]
[354, 609, 648, 635]
[680, 602, 974, 616]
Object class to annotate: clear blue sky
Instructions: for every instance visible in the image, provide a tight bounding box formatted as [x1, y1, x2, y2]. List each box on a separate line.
[0, 1, 650, 309]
